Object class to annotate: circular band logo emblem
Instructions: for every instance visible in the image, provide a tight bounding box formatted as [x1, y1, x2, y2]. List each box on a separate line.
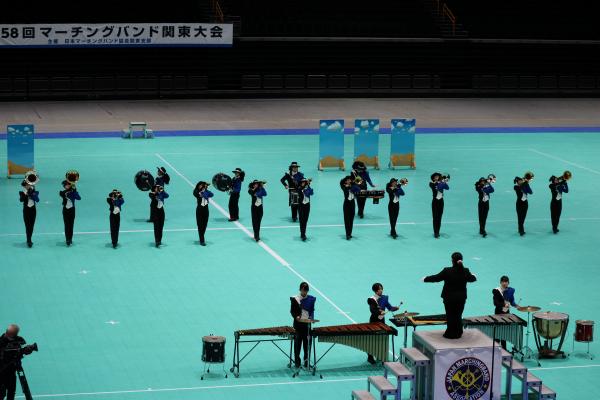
[445, 357, 490, 400]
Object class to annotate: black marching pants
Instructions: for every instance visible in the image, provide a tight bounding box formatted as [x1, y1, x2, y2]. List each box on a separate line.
[432, 199, 444, 236]
[196, 205, 209, 242]
[153, 207, 165, 244]
[516, 200, 528, 234]
[298, 203, 310, 238]
[228, 192, 240, 220]
[343, 200, 355, 237]
[478, 201, 489, 233]
[109, 213, 120, 246]
[388, 201, 399, 235]
[63, 207, 75, 243]
[550, 199, 562, 231]
[293, 321, 310, 365]
[251, 205, 263, 240]
[23, 206, 36, 244]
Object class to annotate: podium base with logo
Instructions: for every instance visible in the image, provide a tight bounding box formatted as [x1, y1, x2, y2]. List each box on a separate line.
[413, 329, 501, 400]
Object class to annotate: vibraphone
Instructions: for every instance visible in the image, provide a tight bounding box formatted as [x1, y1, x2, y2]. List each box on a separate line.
[390, 314, 447, 348]
[463, 314, 527, 352]
[230, 326, 296, 377]
[310, 322, 398, 377]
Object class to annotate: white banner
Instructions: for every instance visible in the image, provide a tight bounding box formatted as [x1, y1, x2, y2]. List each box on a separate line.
[0, 23, 233, 47]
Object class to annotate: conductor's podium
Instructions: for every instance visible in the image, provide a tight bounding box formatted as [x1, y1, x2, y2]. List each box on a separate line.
[413, 329, 502, 400]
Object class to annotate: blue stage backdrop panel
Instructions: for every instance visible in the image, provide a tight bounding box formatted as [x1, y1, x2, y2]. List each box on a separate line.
[318, 119, 345, 170]
[390, 118, 416, 169]
[7, 124, 34, 178]
[353, 119, 380, 169]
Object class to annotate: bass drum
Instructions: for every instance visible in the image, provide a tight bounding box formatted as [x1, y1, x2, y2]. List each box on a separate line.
[212, 173, 233, 192]
[135, 170, 155, 191]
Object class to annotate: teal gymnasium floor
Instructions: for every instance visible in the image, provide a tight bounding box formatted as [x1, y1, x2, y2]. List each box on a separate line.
[1, 129, 599, 399]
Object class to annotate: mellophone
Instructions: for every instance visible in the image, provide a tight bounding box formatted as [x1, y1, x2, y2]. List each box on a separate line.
[309, 322, 398, 377]
[230, 326, 296, 377]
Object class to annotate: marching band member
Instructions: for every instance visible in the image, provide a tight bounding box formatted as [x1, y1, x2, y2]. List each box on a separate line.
[193, 181, 214, 246]
[386, 178, 406, 239]
[280, 162, 304, 222]
[297, 178, 314, 241]
[249, 180, 267, 242]
[148, 166, 170, 222]
[59, 180, 81, 246]
[492, 275, 519, 349]
[549, 172, 571, 234]
[367, 283, 399, 364]
[429, 172, 449, 238]
[475, 174, 495, 237]
[351, 161, 375, 218]
[514, 172, 533, 236]
[340, 176, 361, 240]
[107, 189, 124, 248]
[19, 179, 39, 248]
[149, 184, 169, 247]
[423, 252, 476, 339]
[228, 168, 245, 222]
[290, 282, 316, 368]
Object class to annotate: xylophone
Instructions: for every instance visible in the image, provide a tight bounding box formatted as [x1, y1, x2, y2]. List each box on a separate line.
[231, 326, 296, 377]
[463, 314, 527, 352]
[310, 322, 398, 377]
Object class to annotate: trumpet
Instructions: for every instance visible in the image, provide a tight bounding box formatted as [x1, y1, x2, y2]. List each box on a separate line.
[109, 189, 123, 199]
[24, 170, 40, 186]
[523, 171, 534, 181]
[65, 170, 80, 189]
[487, 174, 496, 184]
[441, 173, 450, 182]
[354, 176, 363, 185]
[399, 178, 408, 185]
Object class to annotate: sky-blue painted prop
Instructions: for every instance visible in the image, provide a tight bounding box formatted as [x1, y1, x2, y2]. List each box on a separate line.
[7, 124, 34, 178]
[318, 119, 345, 170]
[354, 119, 380, 169]
[390, 118, 416, 169]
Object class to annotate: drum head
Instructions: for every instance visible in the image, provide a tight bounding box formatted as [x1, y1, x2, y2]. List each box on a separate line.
[533, 311, 569, 321]
[212, 173, 233, 192]
[576, 320, 594, 326]
[135, 170, 155, 191]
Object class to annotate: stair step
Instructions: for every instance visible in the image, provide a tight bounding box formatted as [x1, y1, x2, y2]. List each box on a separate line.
[506, 358, 527, 374]
[501, 348, 513, 362]
[532, 384, 557, 399]
[526, 372, 542, 385]
[351, 390, 377, 400]
[383, 362, 415, 380]
[368, 375, 396, 392]
[401, 347, 430, 366]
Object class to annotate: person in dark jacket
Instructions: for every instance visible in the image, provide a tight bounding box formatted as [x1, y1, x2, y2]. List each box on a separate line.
[423, 252, 477, 339]
[289, 282, 316, 368]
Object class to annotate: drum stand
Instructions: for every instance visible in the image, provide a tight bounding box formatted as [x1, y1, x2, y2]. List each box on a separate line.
[201, 360, 228, 380]
[571, 336, 594, 360]
[521, 311, 541, 366]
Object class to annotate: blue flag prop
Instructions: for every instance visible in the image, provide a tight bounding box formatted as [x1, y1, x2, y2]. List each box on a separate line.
[318, 119, 345, 170]
[354, 119, 380, 169]
[389, 119, 416, 169]
[7, 124, 34, 178]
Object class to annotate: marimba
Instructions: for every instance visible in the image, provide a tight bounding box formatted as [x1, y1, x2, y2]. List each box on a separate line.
[310, 322, 397, 377]
[231, 326, 296, 377]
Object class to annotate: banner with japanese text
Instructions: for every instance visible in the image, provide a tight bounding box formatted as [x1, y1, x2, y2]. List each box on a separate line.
[0, 23, 233, 47]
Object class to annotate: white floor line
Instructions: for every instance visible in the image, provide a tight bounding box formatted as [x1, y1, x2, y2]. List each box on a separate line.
[2, 217, 599, 238]
[16, 363, 600, 398]
[155, 153, 356, 324]
[529, 148, 600, 175]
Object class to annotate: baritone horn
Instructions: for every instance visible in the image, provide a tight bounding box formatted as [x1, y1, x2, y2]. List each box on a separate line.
[65, 170, 80, 188]
[24, 170, 40, 186]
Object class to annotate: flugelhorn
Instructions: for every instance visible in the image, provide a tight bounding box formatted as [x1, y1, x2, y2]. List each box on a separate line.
[24, 170, 39, 186]
[65, 170, 80, 188]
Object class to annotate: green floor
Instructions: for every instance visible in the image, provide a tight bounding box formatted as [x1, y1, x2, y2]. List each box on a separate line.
[1, 131, 599, 399]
